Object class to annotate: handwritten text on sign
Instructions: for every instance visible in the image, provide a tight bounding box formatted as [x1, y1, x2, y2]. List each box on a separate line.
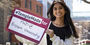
[9, 16, 45, 41]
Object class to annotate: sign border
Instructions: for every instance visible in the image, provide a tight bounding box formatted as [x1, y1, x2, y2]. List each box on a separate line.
[6, 8, 51, 44]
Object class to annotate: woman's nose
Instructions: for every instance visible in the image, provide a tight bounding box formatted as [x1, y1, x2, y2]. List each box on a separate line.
[56, 9, 60, 13]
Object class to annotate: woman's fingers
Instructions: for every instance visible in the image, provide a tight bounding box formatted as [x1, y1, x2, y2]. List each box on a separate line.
[46, 29, 54, 38]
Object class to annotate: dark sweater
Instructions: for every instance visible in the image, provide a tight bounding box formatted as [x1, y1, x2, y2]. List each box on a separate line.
[47, 22, 72, 45]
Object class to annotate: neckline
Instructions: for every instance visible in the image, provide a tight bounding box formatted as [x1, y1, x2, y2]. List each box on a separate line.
[51, 22, 66, 28]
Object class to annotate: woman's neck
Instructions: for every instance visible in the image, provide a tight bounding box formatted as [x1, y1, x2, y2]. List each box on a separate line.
[53, 17, 65, 27]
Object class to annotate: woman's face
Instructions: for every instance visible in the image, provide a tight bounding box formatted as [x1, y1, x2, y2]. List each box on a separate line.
[53, 3, 65, 18]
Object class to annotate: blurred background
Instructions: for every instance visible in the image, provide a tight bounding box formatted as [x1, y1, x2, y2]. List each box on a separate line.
[0, 0, 90, 45]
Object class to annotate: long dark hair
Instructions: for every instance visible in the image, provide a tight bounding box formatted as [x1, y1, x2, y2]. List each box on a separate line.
[47, 1, 79, 38]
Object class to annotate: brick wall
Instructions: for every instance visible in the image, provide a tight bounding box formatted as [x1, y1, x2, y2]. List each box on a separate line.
[21, 0, 43, 16]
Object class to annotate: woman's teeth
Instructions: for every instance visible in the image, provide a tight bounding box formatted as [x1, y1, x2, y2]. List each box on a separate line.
[57, 14, 61, 16]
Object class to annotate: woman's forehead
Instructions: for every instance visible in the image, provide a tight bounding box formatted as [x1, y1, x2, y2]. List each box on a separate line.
[54, 3, 62, 7]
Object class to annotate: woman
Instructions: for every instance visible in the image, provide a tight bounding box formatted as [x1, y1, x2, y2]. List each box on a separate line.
[46, 0, 79, 45]
[15, 0, 79, 45]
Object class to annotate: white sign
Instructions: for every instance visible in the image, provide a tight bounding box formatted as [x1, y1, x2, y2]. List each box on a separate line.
[9, 16, 45, 41]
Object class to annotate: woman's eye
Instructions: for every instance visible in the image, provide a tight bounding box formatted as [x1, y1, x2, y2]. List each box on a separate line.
[53, 7, 63, 10]
[53, 8, 57, 10]
[59, 7, 62, 9]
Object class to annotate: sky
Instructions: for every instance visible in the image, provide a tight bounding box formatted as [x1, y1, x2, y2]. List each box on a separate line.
[72, 0, 90, 17]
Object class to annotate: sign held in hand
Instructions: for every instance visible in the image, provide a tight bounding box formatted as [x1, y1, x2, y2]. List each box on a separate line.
[6, 8, 51, 44]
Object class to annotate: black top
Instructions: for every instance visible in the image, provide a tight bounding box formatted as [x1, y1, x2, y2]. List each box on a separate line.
[47, 22, 72, 45]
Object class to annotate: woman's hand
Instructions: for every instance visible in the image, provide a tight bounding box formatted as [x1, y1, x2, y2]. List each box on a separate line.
[46, 29, 54, 38]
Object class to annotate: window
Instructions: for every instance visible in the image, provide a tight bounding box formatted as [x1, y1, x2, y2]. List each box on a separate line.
[39, 1, 42, 3]
[36, 5, 39, 13]
[25, 0, 27, 8]
[36, 5, 42, 15]
[29, 0, 32, 10]
[40, 6, 42, 14]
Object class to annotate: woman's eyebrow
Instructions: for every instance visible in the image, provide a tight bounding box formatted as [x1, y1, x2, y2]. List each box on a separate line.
[53, 5, 62, 8]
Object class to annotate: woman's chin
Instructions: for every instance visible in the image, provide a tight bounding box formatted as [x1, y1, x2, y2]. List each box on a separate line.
[56, 16, 62, 18]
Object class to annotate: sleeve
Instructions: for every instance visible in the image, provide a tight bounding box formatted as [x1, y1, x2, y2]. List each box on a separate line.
[38, 33, 47, 45]
[50, 34, 74, 45]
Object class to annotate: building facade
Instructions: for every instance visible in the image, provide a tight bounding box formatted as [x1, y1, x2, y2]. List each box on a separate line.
[37, 0, 53, 18]
[21, 0, 43, 16]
